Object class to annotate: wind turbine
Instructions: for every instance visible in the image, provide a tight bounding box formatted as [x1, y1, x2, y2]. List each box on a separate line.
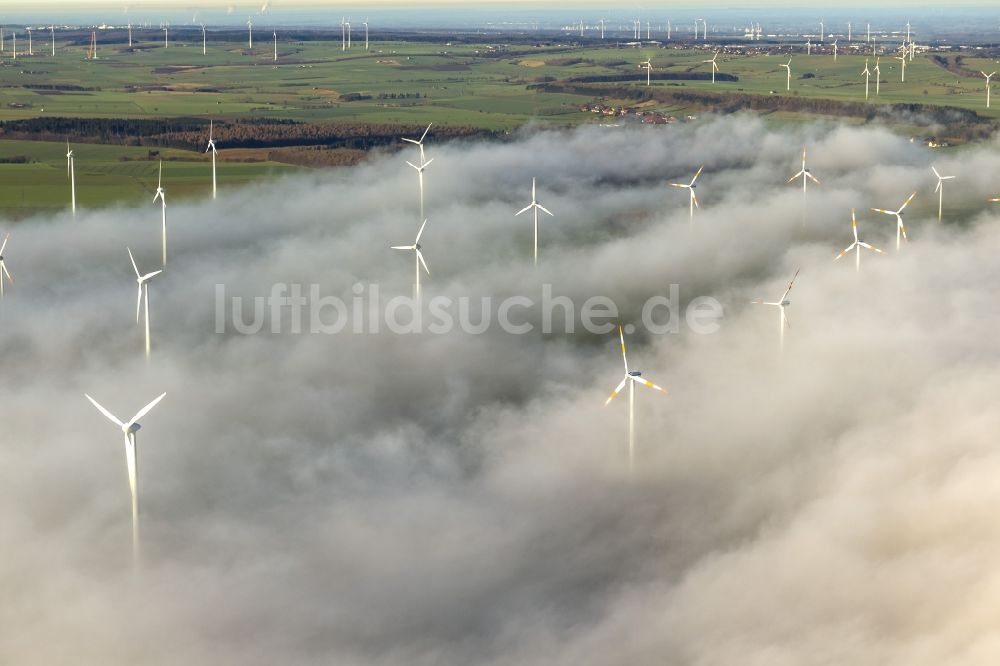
[515, 177, 555, 265]
[84, 392, 167, 563]
[788, 149, 820, 195]
[600, 18, 605, 39]
[402, 123, 432, 164]
[391, 219, 429, 297]
[983, 71, 996, 108]
[670, 166, 703, 223]
[66, 141, 76, 217]
[273, 31, 277, 61]
[364, 19, 369, 50]
[640, 57, 652, 86]
[874, 57, 881, 95]
[862, 59, 872, 100]
[128, 22, 133, 48]
[152, 162, 167, 266]
[848, 21, 852, 42]
[406, 157, 434, 221]
[751, 268, 800, 353]
[0, 234, 12, 300]
[50, 25, 54, 56]
[26, 27, 31, 56]
[871, 192, 916, 251]
[604, 323, 667, 473]
[341, 17, 346, 51]
[202, 24, 206, 55]
[819, 20, 824, 41]
[163, 25, 168, 48]
[897, 52, 906, 82]
[806, 38, 812, 55]
[831, 39, 838, 61]
[780, 57, 792, 91]
[206, 120, 218, 199]
[345, 19, 351, 49]
[703, 51, 719, 83]
[930, 166, 954, 222]
[128, 247, 162, 358]
[835, 209, 883, 272]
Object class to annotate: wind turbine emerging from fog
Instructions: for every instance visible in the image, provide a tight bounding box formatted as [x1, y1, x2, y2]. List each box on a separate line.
[835, 209, 883, 272]
[604, 323, 667, 473]
[780, 57, 792, 91]
[392, 219, 430, 297]
[704, 51, 720, 83]
[670, 165, 703, 223]
[402, 123, 432, 166]
[515, 177, 555, 265]
[128, 248, 162, 358]
[788, 149, 820, 196]
[206, 120, 218, 199]
[84, 392, 166, 564]
[0, 234, 12, 300]
[153, 162, 167, 266]
[982, 71, 996, 108]
[66, 141, 76, 217]
[931, 166, 954, 222]
[751, 268, 800, 353]
[406, 157, 434, 221]
[871, 192, 916, 251]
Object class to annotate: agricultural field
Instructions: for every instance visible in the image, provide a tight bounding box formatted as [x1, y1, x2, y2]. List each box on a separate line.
[0, 31, 996, 216]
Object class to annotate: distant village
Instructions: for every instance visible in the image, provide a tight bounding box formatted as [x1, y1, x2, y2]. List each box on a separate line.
[579, 102, 698, 125]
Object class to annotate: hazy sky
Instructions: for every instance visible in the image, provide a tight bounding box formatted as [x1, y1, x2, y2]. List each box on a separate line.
[4, 115, 1000, 664]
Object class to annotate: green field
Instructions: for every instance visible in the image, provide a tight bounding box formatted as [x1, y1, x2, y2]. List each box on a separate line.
[0, 33, 996, 216]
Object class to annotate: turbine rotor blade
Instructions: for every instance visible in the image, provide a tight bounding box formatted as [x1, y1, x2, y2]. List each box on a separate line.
[415, 249, 430, 275]
[128, 392, 167, 427]
[631, 375, 668, 394]
[415, 218, 428, 243]
[85, 394, 126, 428]
[127, 247, 141, 278]
[604, 376, 629, 406]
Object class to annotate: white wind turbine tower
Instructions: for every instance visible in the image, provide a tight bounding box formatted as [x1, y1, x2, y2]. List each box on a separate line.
[780, 57, 792, 91]
[391, 219, 430, 297]
[819, 20, 824, 41]
[515, 177, 555, 265]
[346, 19, 352, 49]
[202, 24, 206, 55]
[874, 57, 881, 95]
[862, 58, 872, 100]
[670, 165, 703, 223]
[128, 22, 133, 48]
[84, 392, 167, 563]
[0, 234, 12, 300]
[26, 27, 32, 56]
[667, 19, 671, 40]
[247, 18, 253, 50]
[640, 57, 652, 86]
[806, 39, 812, 55]
[604, 323, 667, 473]
[163, 25, 168, 48]
[600, 19, 605, 39]
[128, 247, 163, 358]
[153, 162, 167, 266]
[831, 39, 838, 61]
[931, 166, 954, 222]
[897, 51, 906, 82]
[364, 19, 369, 50]
[206, 120, 218, 199]
[66, 141, 76, 217]
[835, 209, 883, 272]
[788, 148, 820, 196]
[848, 21, 852, 42]
[273, 31, 277, 61]
[982, 71, 996, 108]
[341, 17, 346, 51]
[751, 268, 800, 353]
[871, 191, 916, 251]
[50, 25, 55, 56]
[11, 31, 14, 61]
[704, 51, 719, 83]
